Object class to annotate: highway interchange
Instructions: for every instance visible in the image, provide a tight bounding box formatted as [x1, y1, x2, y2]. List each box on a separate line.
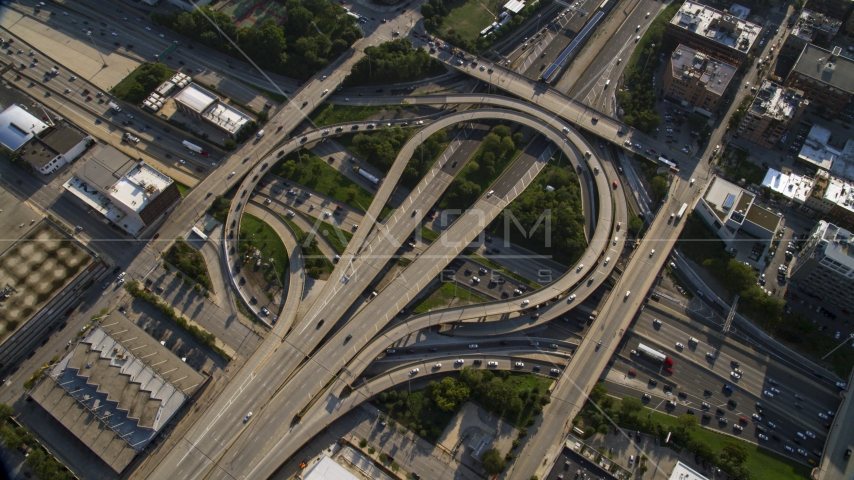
[0, 0, 848, 479]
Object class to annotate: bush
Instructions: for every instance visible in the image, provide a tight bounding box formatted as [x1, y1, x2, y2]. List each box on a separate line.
[482, 448, 507, 475]
[224, 139, 237, 151]
[368, 446, 376, 454]
[164, 238, 212, 290]
[344, 39, 445, 86]
[359, 438, 368, 448]
[379, 453, 388, 463]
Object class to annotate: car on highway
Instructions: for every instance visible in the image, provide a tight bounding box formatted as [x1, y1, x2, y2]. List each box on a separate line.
[805, 431, 816, 439]
[433, 363, 441, 369]
[488, 361, 498, 367]
[531, 313, 540, 319]
[734, 424, 743, 431]
[244, 412, 253, 422]
[455, 359, 464, 364]
[797, 449, 808, 457]
[706, 352, 716, 359]
[521, 300, 529, 307]
[770, 387, 781, 394]
[763, 390, 775, 397]
[758, 434, 768, 441]
[731, 371, 741, 379]
[386, 349, 396, 354]
[797, 432, 806, 440]
[409, 368, 419, 375]
[785, 445, 795, 453]
[675, 342, 684, 349]
[469, 344, 478, 349]
[819, 412, 829, 420]
[767, 421, 777, 428]
[515, 362, 524, 368]
[550, 368, 560, 375]
[568, 294, 576, 301]
[752, 413, 762, 421]
[628, 370, 636, 376]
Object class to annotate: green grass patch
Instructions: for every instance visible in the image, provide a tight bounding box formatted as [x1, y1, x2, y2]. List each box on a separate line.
[111, 63, 176, 103]
[175, 181, 190, 196]
[309, 104, 387, 127]
[418, 226, 440, 243]
[271, 151, 377, 211]
[321, 226, 353, 254]
[282, 216, 335, 279]
[397, 257, 413, 267]
[467, 252, 542, 289]
[439, 0, 506, 45]
[412, 281, 488, 314]
[238, 214, 290, 284]
[164, 238, 211, 290]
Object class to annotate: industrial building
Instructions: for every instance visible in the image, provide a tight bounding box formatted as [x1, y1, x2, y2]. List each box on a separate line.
[0, 221, 108, 370]
[694, 175, 782, 251]
[737, 80, 806, 149]
[29, 314, 205, 474]
[663, 45, 736, 115]
[0, 104, 49, 151]
[22, 124, 92, 175]
[172, 83, 251, 139]
[62, 145, 181, 237]
[788, 221, 854, 312]
[666, 1, 761, 67]
[786, 45, 854, 114]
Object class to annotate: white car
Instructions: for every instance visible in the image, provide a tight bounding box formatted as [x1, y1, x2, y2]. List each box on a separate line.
[706, 352, 716, 359]
[701, 402, 710, 409]
[752, 413, 762, 421]
[604, 257, 610, 266]
[159, 33, 165, 38]
[145, 27, 152, 31]
[179, 159, 186, 164]
[576, 264, 584, 272]
[487, 361, 498, 367]
[550, 368, 561, 374]
[758, 434, 768, 441]
[409, 368, 419, 375]
[625, 291, 631, 298]
[763, 390, 774, 397]
[797, 449, 808, 457]
[767, 421, 777, 428]
[433, 363, 442, 369]
[731, 371, 741, 379]
[515, 362, 524, 368]
[819, 412, 829, 420]
[770, 387, 781, 394]
[228, 171, 235, 178]
[111, 32, 118, 36]
[568, 294, 576, 302]
[785, 445, 794, 453]
[244, 412, 253, 422]
[805, 431, 816, 439]
[675, 343, 684, 349]
[469, 344, 478, 349]
[650, 249, 655, 256]
[733, 424, 743, 431]
[521, 300, 529, 306]
[455, 359, 464, 364]
[796, 432, 806, 440]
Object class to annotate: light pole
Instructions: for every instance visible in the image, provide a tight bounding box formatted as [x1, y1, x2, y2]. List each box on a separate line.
[87, 31, 107, 68]
[536, 14, 542, 33]
[823, 333, 854, 360]
[641, 43, 656, 76]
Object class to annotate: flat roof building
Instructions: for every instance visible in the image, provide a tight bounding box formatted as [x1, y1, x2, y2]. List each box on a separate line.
[786, 45, 854, 114]
[761, 167, 814, 204]
[0, 104, 49, 151]
[21, 124, 91, 175]
[62, 145, 180, 237]
[788, 221, 854, 312]
[666, 0, 762, 67]
[172, 83, 251, 139]
[803, 171, 854, 228]
[668, 461, 708, 480]
[29, 314, 205, 474]
[694, 175, 782, 252]
[794, 124, 854, 181]
[0, 221, 108, 371]
[804, 0, 854, 19]
[663, 45, 736, 115]
[737, 80, 805, 149]
[782, 10, 841, 57]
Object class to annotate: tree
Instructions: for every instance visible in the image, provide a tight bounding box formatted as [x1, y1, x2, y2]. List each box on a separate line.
[650, 175, 669, 202]
[720, 440, 750, 467]
[477, 378, 517, 412]
[257, 110, 269, 123]
[628, 216, 644, 236]
[428, 377, 470, 412]
[589, 382, 608, 403]
[677, 414, 699, 433]
[224, 139, 237, 151]
[620, 396, 644, 419]
[481, 448, 507, 475]
[459, 366, 482, 389]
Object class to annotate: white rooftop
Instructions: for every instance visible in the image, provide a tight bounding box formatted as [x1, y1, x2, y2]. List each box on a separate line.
[830, 139, 854, 181]
[671, 1, 761, 53]
[762, 168, 814, 203]
[748, 80, 802, 121]
[824, 175, 854, 214]
[112, 162, 173, 214]
[813, 221, 854, 269]
[302, 455, 359, 480]
[669, 461, 709, 480]
[799, 124, 837, 171]
[0, 104, 49, 151]
[728, 3, 750, 19]
[504, 0, 525, 13]
[203, 102, 251, 135]
[173, 83, 217, 113]
[63, 176, 145, 235]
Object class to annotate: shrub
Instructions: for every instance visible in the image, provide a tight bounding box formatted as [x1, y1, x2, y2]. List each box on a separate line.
[359, 438, 368, 448]
[368, 446, 376, 454]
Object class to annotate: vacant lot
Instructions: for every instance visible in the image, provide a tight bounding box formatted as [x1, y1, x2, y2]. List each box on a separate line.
[441, 0, 504, 44]
[238, 214, 290, 284]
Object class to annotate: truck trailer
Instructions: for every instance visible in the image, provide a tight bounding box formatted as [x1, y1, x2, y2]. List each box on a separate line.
[353, 166, 380, 186]
[107, 101, 122, 112]
[182, 140, 209, 157]
[634, 343, 674, 366]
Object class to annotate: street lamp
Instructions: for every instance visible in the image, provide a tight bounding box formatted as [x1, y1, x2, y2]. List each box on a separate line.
[87, 31, 107, 68]
[641, 43, 656, 76]
[823, 333, 854, 360]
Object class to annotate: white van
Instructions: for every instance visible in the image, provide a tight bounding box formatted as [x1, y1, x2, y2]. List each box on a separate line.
[256, 130, 265, 139]
[605, 79, 610, 88]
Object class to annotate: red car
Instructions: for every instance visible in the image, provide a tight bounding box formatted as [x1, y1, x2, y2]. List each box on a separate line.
[665, 367, 674, 374]
[196, 166, 203, 172]
[740, 417, 748, 423]
[616, 222, 621, 230]
[650, 148, 657, 153]
[628, 370, 636, 376]
[336, 205, 344, 211]
[612, 181, 618, 189]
